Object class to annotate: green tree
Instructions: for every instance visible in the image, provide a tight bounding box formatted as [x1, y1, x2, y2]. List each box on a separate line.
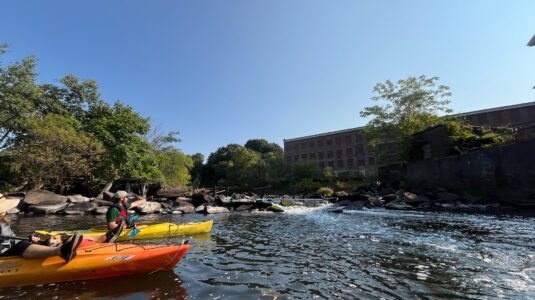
[156, 148, 193, 187]
[0, 44, 43, 150]
[8, 114, 103, 189]
[189, 153, 204, 188]
[204, 144, 266, 191]
[360, 75, 452, 163]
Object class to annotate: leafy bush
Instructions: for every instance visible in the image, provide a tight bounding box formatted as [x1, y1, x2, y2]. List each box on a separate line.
[317, 187, 334, 197]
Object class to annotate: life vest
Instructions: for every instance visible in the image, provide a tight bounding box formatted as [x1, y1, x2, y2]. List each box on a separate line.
[111, 204, 129, 226]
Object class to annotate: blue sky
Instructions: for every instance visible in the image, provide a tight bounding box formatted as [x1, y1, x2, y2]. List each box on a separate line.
[1, 1, 534, 158]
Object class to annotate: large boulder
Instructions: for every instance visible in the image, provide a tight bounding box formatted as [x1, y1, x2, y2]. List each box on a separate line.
[29, 201, 70, 214]
[401, 192, 429, 206]
[137, 201, 162, 214]
[205, 205, 230, 214]
[268, 204, 284, 213]
[24, 190, 68, 205]
[175, 200, 195, 214]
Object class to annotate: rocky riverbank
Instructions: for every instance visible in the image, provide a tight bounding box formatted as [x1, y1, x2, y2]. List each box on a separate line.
[329, 187, 535, 215]
[1, 189, 331, 216]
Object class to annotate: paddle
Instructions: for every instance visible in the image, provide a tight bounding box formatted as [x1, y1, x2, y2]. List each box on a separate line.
[0, 234, 30, 241]
[128, 215, 141, 237]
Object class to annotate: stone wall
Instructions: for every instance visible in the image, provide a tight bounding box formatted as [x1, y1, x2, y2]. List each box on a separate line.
[402, 139, 535, 205]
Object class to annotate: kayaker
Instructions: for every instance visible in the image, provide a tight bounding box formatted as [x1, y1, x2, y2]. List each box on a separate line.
[106, 190, 146, 232]
[0, 194, 83, 262]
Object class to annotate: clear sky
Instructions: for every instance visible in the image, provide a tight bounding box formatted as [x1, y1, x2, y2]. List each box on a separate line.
[1, 1, 534, 158]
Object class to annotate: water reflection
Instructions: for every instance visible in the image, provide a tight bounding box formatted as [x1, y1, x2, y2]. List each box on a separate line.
[0, 271, 187, 299]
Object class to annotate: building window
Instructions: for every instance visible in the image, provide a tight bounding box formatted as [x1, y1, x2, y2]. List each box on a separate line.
[318, 152, 324, 159]
[309, 141, 315, 148]
[355, 135, 363, 143]
[357, 159, 366, 166]
[309, 153, 316, 159]
[327, 161, 334, 167]
[318, 140, 324, 147]
[301, 153, 307, 160]
[348, 158, 354, 166]
[326, 139, 333, 146]
[344, 135, 351, 144]
[368, 157, 375, 165]
[346, 148, 353, 155]
[293, 144, 298, 150]
[294, 155, 299, 162]
[355, 144, 365, 155]
[335, 137, 341, 145]
[327, 151, 334, 158]
[337, 160, 344, 167]
[301, 142, 307, 149]
[336, 149, 343, 158]
[319, 161, 325, 168]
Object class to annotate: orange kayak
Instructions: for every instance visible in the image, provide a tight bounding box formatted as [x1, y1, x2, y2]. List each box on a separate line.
[0, 243, 189, 287]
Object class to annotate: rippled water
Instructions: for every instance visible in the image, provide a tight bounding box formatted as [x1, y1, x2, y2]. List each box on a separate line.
[2, 206, 535, 299]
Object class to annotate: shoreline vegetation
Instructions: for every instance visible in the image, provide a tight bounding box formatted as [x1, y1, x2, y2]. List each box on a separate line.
[1, 44, 533, 217]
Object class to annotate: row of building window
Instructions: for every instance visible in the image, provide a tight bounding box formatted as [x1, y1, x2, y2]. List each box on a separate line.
[286, 156, 375, 167]
[287, 134, 365, 151]
[287, 146, 366, 160]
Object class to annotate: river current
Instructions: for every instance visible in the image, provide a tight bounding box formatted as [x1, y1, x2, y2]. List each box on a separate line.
[1, 205, 535, 299]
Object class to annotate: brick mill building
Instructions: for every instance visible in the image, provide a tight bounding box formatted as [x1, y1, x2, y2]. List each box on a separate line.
[283, 101, 535, 174]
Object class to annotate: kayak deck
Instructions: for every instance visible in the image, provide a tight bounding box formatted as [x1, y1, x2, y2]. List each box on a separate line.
[35, 219, 213, 241]
[0, 243, 190, 287]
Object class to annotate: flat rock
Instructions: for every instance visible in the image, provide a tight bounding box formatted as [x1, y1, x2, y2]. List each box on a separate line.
[385, 200, 413, 210]
[68, 194, 90, 203]
[29, 202, 70, 214]
[206, 206, 230, 214]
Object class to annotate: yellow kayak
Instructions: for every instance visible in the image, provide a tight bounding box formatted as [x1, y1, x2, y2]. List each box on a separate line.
[35, 219, 213, 241]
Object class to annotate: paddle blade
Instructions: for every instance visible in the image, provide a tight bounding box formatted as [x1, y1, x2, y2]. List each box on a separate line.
[129, 227, 141, 237]
[129, 215, 139, 223]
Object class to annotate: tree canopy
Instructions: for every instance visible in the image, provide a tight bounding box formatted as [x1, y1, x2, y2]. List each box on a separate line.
[360, 75, 452, 163]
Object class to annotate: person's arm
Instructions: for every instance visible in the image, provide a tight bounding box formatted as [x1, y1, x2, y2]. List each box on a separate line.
[130, 197, 146, 209]
[107, 220, 120, 231]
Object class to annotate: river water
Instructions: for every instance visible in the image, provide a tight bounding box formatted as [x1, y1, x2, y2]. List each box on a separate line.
[1, 206, 535, 299]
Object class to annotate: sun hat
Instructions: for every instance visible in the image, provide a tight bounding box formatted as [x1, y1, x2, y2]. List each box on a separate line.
[114, 190, 128, 199]
[0, 194, 20, 214]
